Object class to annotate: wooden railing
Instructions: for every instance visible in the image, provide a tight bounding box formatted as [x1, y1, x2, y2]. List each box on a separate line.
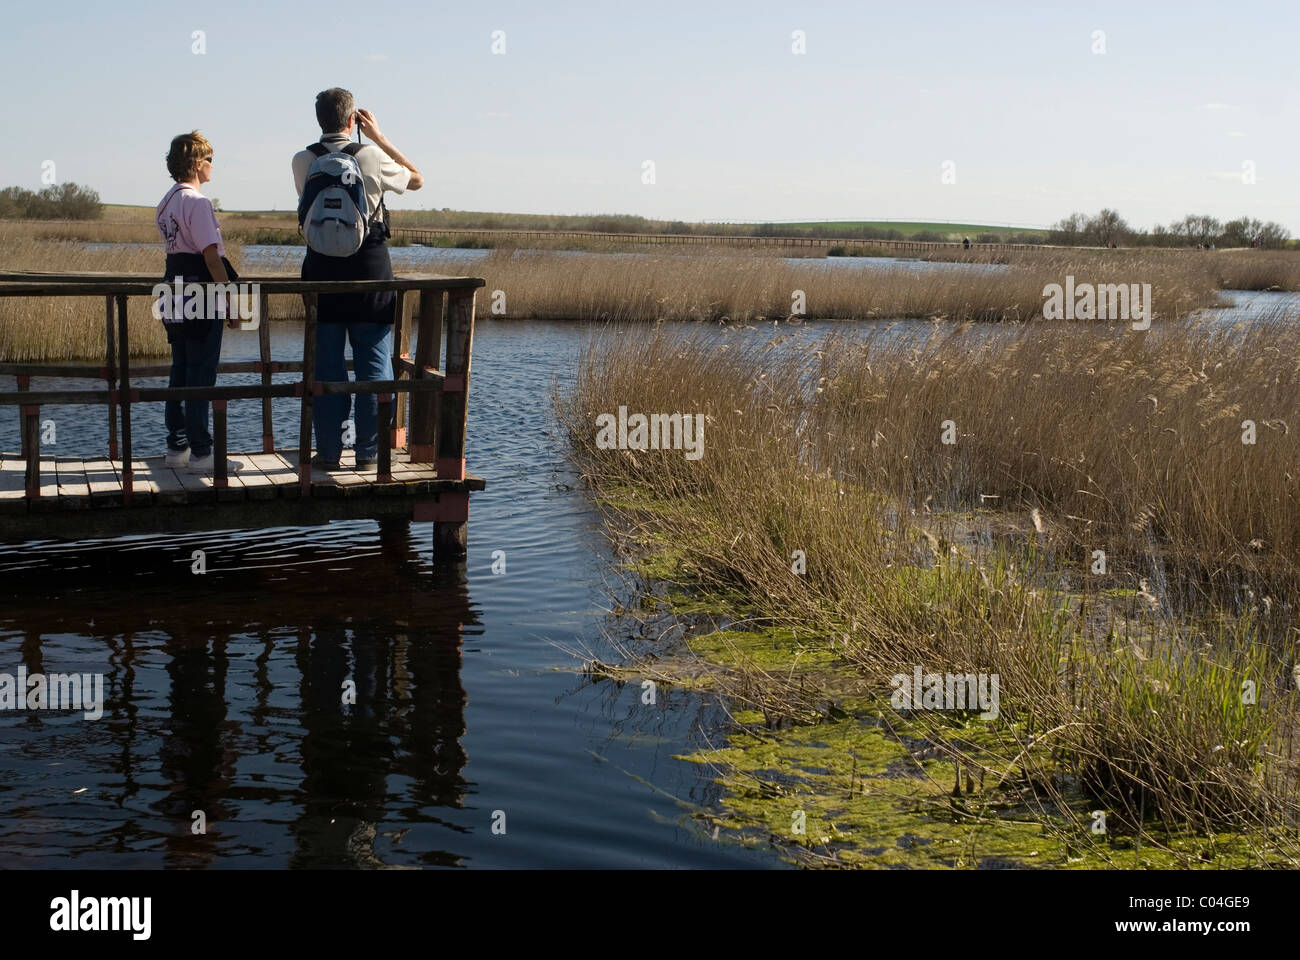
[0, 272, 482, 528]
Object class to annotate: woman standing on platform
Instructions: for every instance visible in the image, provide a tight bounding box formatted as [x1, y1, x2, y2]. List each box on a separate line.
[154, 131, 242, 474]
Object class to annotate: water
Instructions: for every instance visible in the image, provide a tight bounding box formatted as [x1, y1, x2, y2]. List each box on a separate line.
[1202, 288, 1300, 322]
[0, 320, 792, 868]
[235, 242, 1010, 275]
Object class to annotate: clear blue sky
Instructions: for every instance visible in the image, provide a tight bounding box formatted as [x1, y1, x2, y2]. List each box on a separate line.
[2, 0, 1297, 231]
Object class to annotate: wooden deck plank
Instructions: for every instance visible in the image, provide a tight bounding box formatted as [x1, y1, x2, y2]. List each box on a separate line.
[225, 454, 268, 500]
[105, 459, 157, 495]
[316, 452, 370, 498]
[124, 457, 177, 505]
[173, 462, 219, 503]
[0, 458, 26, 498]
[209, 456, 249, 503]
[0, 459, 27, 515]
[25, 458, 61, 512]
[39, 458, 59, 498]
[83, 458, 122, 507]
[54, 456, 91, 509]
[247, 453, 300, 498]
[107, 458, 156, 506]
[386, 457, 438, 480]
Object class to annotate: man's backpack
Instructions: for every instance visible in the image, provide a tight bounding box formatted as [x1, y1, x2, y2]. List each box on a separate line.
[297, 143, 387, 257]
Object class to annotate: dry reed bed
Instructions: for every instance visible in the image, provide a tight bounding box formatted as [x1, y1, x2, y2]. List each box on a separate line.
[469, 248, 1222, 323]
[558, 322, 1300, 856]
[0, 232, 195, 359]
[0, 231, 1243, 361]
[0, 232, 303, 360]
[1, 217, 289, 245]
[10, 216, 1300, 287]
[924, 245, 1300, 292]
[818, 317, 1300, 599]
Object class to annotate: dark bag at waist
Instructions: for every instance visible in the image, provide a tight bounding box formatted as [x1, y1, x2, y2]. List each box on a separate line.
[163, 252, 239, 283]
[160, 253, 240, 341]
[301, 232, 396, 325]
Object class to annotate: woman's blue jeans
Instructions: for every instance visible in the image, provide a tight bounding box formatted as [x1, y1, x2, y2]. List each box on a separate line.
[165, 317, 224, 458]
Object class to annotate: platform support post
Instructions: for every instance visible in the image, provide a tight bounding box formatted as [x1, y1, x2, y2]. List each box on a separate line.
[259, 290, 274, 452]
[105, 295, 119, 461]
[299, 294, 318, 495]
[116, 294, 133, 505]
[22, 403, 39, 499]
[16, 375, 29, 458]
[433, 288, 475, 556]
[392, 290, 414, 450]
[213, 399, 228, 489]
[409, 289, 443, 462]
[377, 393, 393, 482]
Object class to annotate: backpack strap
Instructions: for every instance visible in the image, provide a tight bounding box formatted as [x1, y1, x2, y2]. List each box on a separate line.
[157, 182, 186, 221]
[306, 142, 329, 157]
[340, 143, 389, 227]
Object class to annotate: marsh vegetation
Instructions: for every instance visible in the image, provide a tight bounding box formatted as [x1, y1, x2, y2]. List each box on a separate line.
[558, 317, 1300, 867]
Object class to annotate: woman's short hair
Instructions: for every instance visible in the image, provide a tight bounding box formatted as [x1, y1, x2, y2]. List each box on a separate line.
[166, 131, 213, 182]
[315, 88, 355, 134]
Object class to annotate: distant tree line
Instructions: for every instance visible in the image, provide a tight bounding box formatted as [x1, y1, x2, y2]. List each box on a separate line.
[1047, 208, 1291, 249]
[0, 183, 104, 220]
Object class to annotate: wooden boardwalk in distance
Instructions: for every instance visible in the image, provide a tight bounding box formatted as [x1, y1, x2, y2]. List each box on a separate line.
[0, 272, 485, 556]
[390, 226, 1044, 254]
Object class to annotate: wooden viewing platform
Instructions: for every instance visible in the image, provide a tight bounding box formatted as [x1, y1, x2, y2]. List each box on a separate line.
[0, 272, 485, 555]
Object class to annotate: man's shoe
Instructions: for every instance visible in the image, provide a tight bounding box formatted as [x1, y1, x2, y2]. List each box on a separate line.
[310, 453, 341, 470]
[188, 454, 242, 474]
[354, 454, 378, 470]
[164, 448, 190, 468]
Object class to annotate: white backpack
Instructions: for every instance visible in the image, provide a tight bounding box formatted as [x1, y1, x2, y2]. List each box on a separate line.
[297, 142, 378, 257]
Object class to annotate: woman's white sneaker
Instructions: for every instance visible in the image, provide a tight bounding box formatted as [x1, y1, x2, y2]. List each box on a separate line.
[164, 448, 190, 468]
[187, 454, 241, 474]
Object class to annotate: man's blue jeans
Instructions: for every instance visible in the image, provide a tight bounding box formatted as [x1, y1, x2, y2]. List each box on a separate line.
[314, 320, 393, 462]
[165, 317, 224, 458]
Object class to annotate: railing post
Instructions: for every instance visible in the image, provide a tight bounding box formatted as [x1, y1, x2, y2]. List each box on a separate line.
[436, 288, 474, 482]
[116, 294, 133, 505]
[299, 294, 318, 494]
[409, 289, 444, 462]
[435, 287, 476, 557]
[105, 295, 118, 461]
[213, 399, 228, 489]
[22, 403, 39, 499]
[392, 290, 414, 449]
[377, 393, 392, 482]
[16, 375, 29, 459]
[258, 290, 273, 452]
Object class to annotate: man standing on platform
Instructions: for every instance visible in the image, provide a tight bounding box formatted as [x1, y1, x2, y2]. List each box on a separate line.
[292, 88, 424, 469]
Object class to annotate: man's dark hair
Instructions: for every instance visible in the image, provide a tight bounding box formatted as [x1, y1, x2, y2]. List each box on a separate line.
[315, 88, 355, 134]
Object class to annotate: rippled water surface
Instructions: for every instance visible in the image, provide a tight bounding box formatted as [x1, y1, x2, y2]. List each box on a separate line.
[0, 319, 796, 868]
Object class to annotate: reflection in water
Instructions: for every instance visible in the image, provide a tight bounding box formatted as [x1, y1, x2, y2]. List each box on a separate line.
[0, 521, 475, 869]
[290, 523, 472, 868]
[0, 320, 828, 869]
